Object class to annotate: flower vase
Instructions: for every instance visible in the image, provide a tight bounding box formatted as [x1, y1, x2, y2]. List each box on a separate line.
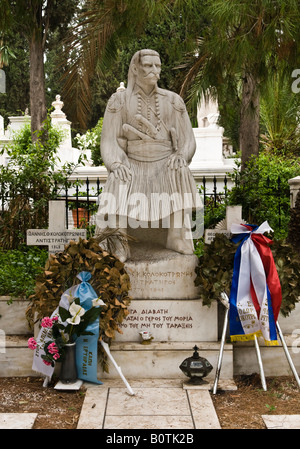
[60, 342, 77, 383]
[72, 208, 88, 228]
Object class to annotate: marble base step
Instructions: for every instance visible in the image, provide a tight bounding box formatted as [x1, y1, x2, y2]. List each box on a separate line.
[0, 336, 234, 380]
[233, 334, 300, 377]
[1, 335, 299, 380]
[100, 340, 234, 380]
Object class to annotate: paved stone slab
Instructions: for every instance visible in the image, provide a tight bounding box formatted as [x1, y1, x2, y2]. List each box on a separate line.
[187, 390, 221, 429]
[104, 415, 194, 429]
[0, 413, 37, 429]
[77, 380, 222, 429]
[182, 378, 237, 391]
[106, 387, 191, 417]
[262, 415, 300, 429]
[77, 386, 108, 429]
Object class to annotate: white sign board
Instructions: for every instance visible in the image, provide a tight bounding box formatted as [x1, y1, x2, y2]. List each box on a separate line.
[27, 201, 86, 254]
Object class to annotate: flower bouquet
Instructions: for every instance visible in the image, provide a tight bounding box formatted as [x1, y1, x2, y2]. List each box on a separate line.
[28, 295, 105, 369]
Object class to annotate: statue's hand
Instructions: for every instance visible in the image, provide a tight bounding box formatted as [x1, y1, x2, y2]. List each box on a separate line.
[111, 163, 132, 182]
[167, 153, 187, 170]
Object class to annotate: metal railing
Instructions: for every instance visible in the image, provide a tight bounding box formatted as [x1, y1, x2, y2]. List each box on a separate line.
[1, 174, 290, 232]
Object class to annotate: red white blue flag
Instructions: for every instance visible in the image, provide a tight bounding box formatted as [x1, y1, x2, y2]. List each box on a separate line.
[229, 222, 282, 346]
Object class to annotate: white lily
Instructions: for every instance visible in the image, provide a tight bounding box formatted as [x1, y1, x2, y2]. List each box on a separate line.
[66, 302, 85, 325]
[66, 315, 81, 325]
[92, 297, 105, 307]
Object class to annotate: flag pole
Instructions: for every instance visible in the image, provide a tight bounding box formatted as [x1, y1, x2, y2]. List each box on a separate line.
[100, 340, 135, 396]
[212, 292, 229, 395]
[254, 334, 267, 391]
[276, 322, 300, 389]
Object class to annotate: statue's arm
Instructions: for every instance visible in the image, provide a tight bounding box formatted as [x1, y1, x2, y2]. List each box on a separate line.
[168, 93, 196, 169]
[100, 93, 131, 182]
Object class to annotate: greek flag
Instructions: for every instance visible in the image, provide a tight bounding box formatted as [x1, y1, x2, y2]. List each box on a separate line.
[229, 222, 282, 346]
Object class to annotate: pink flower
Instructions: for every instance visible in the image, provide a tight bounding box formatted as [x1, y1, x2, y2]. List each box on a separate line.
[27, 337, 37, 350]
[52, 316, 58, 322]
[48, 342, 59, 354]
[41, 317, 54, 328]
[43, 359, 52, 366]
[53, 353, 60, 360]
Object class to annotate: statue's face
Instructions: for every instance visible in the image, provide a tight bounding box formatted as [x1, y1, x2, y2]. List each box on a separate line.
[134, 54, 161, 88]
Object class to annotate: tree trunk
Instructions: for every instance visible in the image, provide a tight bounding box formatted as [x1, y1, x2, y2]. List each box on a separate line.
[29, 32, 47, 142]
[239, 72, 260, 170]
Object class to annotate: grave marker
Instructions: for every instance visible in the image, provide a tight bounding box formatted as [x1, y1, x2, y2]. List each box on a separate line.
[204, 206, 243, 244]
[27, 200, 86, 254]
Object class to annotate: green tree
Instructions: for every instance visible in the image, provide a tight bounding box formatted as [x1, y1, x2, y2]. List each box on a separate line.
[228, 152, 300, 239]
[0, 0, 78, 141]
[0, 120, 64, 249]
[60, 0, 206, 130]
[181, 0, 300, 168]
[260, 66, 300, 155]
[0, 30, 30, 125]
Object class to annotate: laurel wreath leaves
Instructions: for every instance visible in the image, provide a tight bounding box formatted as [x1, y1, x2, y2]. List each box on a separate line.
[26, 235, 131, 372]
[195, 234, 300, 318]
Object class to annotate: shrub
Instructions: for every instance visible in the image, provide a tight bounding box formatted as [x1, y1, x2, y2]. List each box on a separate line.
[0, 117, 84, 249]
[195, 234, 300, 317]
[0, 246, 48, 298]
[228, 152, 300, 239]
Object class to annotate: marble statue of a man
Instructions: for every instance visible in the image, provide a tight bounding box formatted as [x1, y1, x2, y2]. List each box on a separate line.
[96, 49, 200, 261]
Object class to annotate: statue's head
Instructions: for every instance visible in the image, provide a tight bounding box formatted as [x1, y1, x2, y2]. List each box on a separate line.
[127, 49, 161, 93]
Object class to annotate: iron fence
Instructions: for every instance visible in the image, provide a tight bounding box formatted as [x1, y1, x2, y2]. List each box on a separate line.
[0, 174, 291, 232]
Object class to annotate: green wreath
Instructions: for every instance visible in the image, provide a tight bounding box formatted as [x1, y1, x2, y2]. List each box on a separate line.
[26, 236, 131, 372]
[195, 234, 300, 317]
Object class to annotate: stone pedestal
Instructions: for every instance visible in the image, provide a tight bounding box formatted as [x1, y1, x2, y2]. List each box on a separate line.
[100, 240, 230, 380]
[125, 242, 200, 300]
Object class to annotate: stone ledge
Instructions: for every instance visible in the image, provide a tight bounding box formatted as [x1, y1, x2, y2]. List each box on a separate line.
[109, 340, 233, 351]
[0, 297, 31, 335]
[101, 340, 234, 380]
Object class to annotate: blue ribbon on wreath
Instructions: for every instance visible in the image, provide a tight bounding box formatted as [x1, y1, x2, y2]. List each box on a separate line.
[73, 271, 103, 384]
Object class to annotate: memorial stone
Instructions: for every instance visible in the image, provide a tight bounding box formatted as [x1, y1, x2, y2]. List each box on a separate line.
[205, 206, 243, 244]
[96, 50, 232, 380]
[27, 200, 86, 254]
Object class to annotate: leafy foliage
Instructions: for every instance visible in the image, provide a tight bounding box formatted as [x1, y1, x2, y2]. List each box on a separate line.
[0, 246, 48, 298]
[260, 68, 300, 156]
[26, 237, 131, 373]
[195, 234, 300, 317]
[0, 118, 84, 249]
[287, 191, 300, 254]
[195, 234, 236, 306]
[228, 152, 300, 239]
[74, 117, 103, 166]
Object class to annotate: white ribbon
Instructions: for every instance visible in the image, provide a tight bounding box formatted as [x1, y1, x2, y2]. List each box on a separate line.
[32, 287, 76, 378]
[231, 221, 275, 343]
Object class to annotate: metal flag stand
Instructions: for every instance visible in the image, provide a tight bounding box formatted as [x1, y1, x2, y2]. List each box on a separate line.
[212, 292, 229, 395]
[212, 292, 300, 394]
[276, 322, 300, 389]
[101, 340, 135, 396]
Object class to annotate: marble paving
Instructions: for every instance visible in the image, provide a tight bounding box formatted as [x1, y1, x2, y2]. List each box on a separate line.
[262, 415, 300, 429]
[0, 413, 37, 429]
[77, 379, 221, 430]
